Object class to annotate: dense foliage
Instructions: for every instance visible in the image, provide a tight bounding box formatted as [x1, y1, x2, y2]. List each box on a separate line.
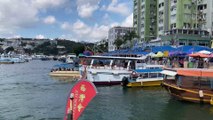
[113, 31, 138, 49]
[33, 40, 94, 55]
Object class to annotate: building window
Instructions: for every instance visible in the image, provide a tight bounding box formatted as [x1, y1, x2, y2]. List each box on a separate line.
[179, 42, 185, 45]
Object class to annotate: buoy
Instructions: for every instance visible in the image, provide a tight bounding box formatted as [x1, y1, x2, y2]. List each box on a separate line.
[199, 90, 204, 98]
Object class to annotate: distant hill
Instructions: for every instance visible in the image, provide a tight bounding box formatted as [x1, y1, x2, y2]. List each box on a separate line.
[33, 39, 94, 55]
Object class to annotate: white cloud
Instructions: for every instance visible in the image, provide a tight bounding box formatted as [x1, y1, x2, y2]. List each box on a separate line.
[0, 1, 38, 30]
[0, 0, 68, 37]
[60, 34, 78, 42]
[77, 3, 99, 18]
[61, 22, 72, 31]
[32, 0, 68, 9]
[76, 0, 100, 18]
[43, 16, 56, 24]
[36, 34, 45, 39]
[121, 13, 133, 27]
[104, 0, 130, 16]
[61, 19, 122, 42]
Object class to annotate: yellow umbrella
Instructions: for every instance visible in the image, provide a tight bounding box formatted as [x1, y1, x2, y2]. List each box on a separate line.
[153, 51, 164, 58]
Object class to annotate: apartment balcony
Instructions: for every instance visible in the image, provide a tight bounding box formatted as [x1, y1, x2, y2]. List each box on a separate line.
[159, 7, 164, 11]
[171, 2, 177, 7]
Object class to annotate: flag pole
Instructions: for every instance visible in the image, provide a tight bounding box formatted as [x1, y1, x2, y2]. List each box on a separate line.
[67, 93, 74, 120]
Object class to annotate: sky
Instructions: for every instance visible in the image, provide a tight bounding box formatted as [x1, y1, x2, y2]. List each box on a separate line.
[0, 0, 133, 43]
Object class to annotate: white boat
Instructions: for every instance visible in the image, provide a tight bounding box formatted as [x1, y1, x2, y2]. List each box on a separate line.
[79, 55, 147, 85]
[121, 65, 164, 87]
[66, 54, 76, 63]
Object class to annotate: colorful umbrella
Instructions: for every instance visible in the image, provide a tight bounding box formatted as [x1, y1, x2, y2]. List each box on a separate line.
[189, 53, 210, 58]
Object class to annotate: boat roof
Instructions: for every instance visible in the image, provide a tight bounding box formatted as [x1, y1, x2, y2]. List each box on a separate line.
[145, 65, 164, 68]
[134, 69, 162, 73]
[161, 70, 177, 76]
[80, 55, 146, 60]
[53, 63, 75, 68]
[161, 68, 213, 77]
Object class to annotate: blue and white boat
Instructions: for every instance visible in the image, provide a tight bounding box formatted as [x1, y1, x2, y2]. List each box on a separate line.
[121, 65, 164, 87]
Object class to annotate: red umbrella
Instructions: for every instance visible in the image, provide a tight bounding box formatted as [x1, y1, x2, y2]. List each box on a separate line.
[189, 53, 210, 58]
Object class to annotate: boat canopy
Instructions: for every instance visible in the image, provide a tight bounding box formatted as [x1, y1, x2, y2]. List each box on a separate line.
[134, 69, 162, 73]
[177, 69, 213, 77]
[161, 70, 177, 76]
[53, 63, 75, 69]
[80, 55, 147, 60]
[162, 68, 213, 77]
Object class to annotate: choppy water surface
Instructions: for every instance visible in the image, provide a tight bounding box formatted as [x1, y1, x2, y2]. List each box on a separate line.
[0, 60, 213, 120]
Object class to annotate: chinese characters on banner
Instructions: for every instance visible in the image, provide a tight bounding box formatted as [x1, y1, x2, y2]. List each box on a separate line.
[64, 80, 97, 120]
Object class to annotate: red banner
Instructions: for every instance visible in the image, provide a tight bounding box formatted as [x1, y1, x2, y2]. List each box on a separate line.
[64, 79, 97, 120]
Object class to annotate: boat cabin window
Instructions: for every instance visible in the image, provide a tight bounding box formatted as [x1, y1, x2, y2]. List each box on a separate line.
[164, 75, 175, 80]
[176, 76, 213, 90]
[139, 72, 162, 78]
[149, 73, 158, 78]
[92, 59, 111, 66]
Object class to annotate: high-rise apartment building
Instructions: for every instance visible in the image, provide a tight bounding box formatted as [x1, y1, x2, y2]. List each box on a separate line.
[134, 0, 213, 43]
[157, 0, 170, 36]
[133, 0, 158, 42]
[196, 0, 213, 35]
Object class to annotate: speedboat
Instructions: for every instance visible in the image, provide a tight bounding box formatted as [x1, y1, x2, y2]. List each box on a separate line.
[121, 65, 164, 87]
[161, 68, 213, 105]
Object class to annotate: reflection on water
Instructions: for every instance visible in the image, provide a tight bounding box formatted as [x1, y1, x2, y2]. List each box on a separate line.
[51, 76, 79, 82]
[1, 61, 213, 120]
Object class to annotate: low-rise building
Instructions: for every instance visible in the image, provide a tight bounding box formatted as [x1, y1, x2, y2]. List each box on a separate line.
[108, 26, 134, 51]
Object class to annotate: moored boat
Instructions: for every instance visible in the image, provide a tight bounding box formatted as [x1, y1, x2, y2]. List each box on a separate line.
[79, 55, 147, 86]
[0, 58, 14, 64]
[161, 68, 213, 105]
[49, 63, 80, 78]
[121, 65, 164, 87]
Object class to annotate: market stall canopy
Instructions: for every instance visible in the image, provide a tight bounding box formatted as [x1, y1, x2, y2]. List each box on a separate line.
[150, 46, 176, 53]
[198, 50, 212, 54]
[189, 52, 211, 58]
[152, 51, 164, 58]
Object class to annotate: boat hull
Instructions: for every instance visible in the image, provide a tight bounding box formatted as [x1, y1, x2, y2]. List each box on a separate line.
[127, 80, 162, 87]
[93, 81, 121, 86]
[86, 68, 131, 86]
[49, 71, 80, 77]
[162, 82, 213, 105]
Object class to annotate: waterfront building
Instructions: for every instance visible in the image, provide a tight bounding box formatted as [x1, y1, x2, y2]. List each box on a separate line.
[160, 0, 212, 47]
[133, 0, 158, 42]
[133, 0, 213, 47]
[108, 26, 134, 51]
[161, 29, 210, 47]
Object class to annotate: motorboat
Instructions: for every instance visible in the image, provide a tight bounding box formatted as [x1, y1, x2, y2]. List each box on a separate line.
[66, 54, 77, 63]
[79, 55, 147, 85]
[161, 68, 213, 105]
[0, 58, 14, 64]
[49, 63, 80, 78]
[121, 65, 164, 87]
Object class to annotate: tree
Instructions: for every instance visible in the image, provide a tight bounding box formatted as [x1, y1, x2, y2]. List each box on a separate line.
[5, 46, 14, 53]
[123, 31, 138, 48]
[0, 47, 3, 53]
[123, 31, 138, 43]
[113, 38, 123, 49]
